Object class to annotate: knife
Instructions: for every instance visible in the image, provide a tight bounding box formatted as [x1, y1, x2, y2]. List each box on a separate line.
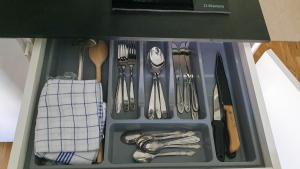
[183, 47, 199, 119]
[179, 43, 191, 114]
[215, 53, 240, 156]
[181, 42, 199, 120]
[172, 43, 184, 114]
[212, 85, 226, 162]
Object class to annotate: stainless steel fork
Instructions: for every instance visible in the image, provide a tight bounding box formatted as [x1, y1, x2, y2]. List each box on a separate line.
[121, 44, 130, 112]
[116, 44, 129, 113]
[128, 43, 136, 111]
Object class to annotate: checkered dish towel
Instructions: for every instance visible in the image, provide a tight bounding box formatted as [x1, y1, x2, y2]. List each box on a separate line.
[34, 79, 106, 164]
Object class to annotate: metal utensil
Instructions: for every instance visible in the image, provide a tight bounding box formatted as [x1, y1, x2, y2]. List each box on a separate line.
[215, 53, 240, 156]
[148, 47, 167, 119]
[128, 43, 137, 111]
[121, 131, 182, 145]
[172, 43, 184, 114]
[141, 136, 200, 153]
[133, 150, 196, 163]
[73, 39, 97, 81]
[191, 82, 199, 119]
[180, 42, 199, 119]
[115, 44, 130, 113]
[183, 46, 199, 119]
[142, 142, 201, 154]
[121, 44, 130, 112]
[139, 135, 200, 149]
[136, 131, 197, 148]
[148, 78, 155, 119]
[212, 85, 226, 162]
[179, 43, 191, 114]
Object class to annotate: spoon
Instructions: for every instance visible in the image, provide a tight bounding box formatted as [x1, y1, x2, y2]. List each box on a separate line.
[148, 47, 167, 119]
[142, 143, 201, 154]
[133, 150, 195, 163]
[141, 135, 200, 152]
[136, 131, 197, 148]
[120, 130, 193, 145]
[88, 40, 108, 83]
[88, 40, 108, 163]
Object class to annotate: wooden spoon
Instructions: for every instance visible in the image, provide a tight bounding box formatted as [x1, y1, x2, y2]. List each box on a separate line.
[88, 41, 108, 83]
[88, 41, 108, 163]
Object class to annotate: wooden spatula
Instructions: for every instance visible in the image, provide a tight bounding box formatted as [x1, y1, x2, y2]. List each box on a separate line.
[89, 41, 108, 83]
[88, 41, 108, 163]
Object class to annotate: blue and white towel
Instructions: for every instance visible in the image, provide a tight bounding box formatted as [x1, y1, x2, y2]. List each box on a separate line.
[34, 79, 106, 164]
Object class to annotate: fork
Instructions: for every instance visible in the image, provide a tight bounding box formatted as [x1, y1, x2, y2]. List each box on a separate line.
[128, 43, 136, 111]
[116, 44, 129, 113]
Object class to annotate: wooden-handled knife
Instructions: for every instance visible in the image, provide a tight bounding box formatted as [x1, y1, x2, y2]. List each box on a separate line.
[215, 53, 241, 156]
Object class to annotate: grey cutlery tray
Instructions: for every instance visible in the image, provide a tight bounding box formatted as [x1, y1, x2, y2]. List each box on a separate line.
[24, 39, 264, 169]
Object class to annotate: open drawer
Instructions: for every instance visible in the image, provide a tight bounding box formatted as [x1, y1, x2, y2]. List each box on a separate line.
[8, 39, 280, 169]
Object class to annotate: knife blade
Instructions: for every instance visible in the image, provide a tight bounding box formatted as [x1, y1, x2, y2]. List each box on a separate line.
[215, 53, 240, 156]
[212, 85, 226, 162]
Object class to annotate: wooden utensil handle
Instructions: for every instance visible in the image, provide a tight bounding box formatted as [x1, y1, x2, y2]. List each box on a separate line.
[224, 105, 240, 154]
[96, 66, 101, 83]
[96, 143, 103, 163]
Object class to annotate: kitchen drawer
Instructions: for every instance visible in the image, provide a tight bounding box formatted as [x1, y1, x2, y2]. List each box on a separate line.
[8, 39, 280, 169]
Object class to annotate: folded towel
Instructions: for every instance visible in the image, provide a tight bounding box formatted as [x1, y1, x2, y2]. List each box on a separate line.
[36, 151, 98, 165]
[34, 79, 106, 164]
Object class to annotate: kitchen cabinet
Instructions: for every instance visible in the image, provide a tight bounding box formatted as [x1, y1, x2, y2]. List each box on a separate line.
[2, 0, 281, 169]
[0, 0, 268, 40]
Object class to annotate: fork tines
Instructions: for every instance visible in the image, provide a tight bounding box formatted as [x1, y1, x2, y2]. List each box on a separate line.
[127, 42, 137, 65]
[118, 44, 128, 64]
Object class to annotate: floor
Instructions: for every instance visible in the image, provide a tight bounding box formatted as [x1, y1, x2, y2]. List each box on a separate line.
[0, 143, 12, 169]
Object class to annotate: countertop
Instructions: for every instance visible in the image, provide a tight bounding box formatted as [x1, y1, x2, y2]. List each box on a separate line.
[0, 0, 269, 41]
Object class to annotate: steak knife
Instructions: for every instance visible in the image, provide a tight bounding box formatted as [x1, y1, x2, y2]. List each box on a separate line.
[215, 53, 241, 156]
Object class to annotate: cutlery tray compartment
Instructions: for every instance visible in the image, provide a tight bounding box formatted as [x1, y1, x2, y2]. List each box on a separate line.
[110, 41, 141, 119]
[24, 39, 265, 169]
[107, 123, 212, 164]
[142, 41, 173, 119]
[172, 42, 207, 120]
[199, 43, 261, 163]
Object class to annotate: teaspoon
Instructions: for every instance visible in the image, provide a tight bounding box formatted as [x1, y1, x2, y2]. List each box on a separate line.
[141, 135, 200, 152]
[133, 150, 195, 163]
[142, 142, 201, 154]
[121, 131, 183, 145]
[148, 47, 167, 119]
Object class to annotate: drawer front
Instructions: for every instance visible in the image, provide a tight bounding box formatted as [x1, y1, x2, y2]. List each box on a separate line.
[8, 39, 280, 169]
